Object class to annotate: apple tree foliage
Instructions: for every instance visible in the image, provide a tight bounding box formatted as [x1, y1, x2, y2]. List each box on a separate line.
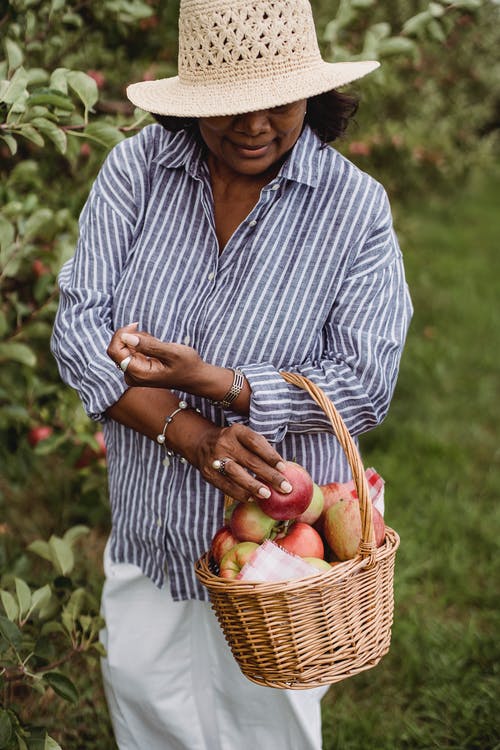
[0, 526, 105, 750]
[0, 0, 498, 745]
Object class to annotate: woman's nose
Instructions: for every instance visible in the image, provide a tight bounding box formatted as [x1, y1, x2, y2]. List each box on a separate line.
[233, 110, 271, 135]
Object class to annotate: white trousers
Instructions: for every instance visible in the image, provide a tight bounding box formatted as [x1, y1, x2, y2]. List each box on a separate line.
[100, 549, 330, 750]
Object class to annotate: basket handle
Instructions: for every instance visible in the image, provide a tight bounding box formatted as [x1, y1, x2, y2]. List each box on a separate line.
[279, 371, 376, 561]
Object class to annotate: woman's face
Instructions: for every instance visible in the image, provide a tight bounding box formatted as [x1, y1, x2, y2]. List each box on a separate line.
[198, 99, 307, 179]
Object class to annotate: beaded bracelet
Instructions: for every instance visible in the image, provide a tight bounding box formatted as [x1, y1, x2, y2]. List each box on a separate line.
[211, 369, 245, 409]
[156, 400, 199, 467]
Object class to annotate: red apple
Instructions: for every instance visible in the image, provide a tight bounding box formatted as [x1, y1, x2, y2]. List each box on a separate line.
[86, 69, 106, 89]
[75, 430, 107, 468]
[295, 482, 324, 524]
[79, 142, 92, 158]
[219, 542, 259, 579]
[230, 502, 278, 543]
[32, 259, 50, 278]
[27, 425, 53, 447]
[275, 522, 324, 559]
[210, 526, 239, 565]
[323, 497, 385, 561]
[256, 461, 314, 521]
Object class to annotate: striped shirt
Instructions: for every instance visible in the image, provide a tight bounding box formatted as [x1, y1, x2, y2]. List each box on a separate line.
[51, 123, 412, 600]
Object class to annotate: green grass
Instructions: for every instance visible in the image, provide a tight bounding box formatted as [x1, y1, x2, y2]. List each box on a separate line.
[321, 170, 500, 749]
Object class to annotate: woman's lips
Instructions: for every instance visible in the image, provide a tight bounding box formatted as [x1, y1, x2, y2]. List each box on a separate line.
[231, 142, 272, 158]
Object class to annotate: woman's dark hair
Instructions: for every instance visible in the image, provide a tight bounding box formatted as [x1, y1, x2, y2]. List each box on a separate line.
[152, 89, 358, 145]
[306, 89, 358, 144]
[152, 114, 198, 132]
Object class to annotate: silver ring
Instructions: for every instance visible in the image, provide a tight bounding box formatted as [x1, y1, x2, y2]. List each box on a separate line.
[212, 458, 230, 475]
[119, 355, 132, 373]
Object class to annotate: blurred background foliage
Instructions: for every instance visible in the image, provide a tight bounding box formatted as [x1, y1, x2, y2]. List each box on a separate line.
[0, 0, 499, 747]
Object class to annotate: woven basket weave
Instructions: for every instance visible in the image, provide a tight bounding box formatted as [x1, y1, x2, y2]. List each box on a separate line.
[195, 372, 400, 689]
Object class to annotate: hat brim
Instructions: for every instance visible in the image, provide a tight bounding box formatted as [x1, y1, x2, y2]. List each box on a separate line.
[126, 60, 379, 118]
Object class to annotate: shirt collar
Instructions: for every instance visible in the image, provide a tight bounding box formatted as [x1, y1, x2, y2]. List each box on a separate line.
[154, 123, 323, 187]
[154, 128, 206, 177]
[277, 125, 322, 188]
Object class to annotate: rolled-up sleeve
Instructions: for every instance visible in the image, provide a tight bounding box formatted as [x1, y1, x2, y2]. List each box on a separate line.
[50, 191, 134, 420]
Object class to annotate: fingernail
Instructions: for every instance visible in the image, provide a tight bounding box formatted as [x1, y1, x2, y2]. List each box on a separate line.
[275, 461, 286, 472]
[258, 487, 271, 499]
[121, 333, 140, 347]
[280, 481, 292, 494]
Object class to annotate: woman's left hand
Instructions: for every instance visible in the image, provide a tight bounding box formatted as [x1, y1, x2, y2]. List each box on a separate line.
[108, 324, 210, 391]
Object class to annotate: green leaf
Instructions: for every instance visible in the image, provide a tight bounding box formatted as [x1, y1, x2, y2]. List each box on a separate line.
[0, 67, 28, 104]
[40, 622, 66, 638]
[27, 88, 74, 111]
[43, 672, 79, 704]
[0, 215, 15, 252]
[27, 68, 50, 86]
[67, 71, 98, 115]
[62, 588, 86, 630]
[48, 536, 74, 576]
[27, 539, 53, 564]
[15, 578, 32, 620]
[427, 18, 446, 42]
[79, 614, 92, 633]
[0, 342, 37, 368]
[18, 124, 45, 147]
[0, 614, 22, 648]
[4, 39, 24, 72]
[23, 208, 54, 240]
[49, 68, 69, 94]
[91, 640, 107, 657]
[30, 584, 52, 614]
[83, 122, 125, 148]
[0, 590, 19, 622]
[0, 709, 13, 747]
[378, 36, 417, 57]
[28, 117, 67, 153]
[402, 11, 433, 36]
[33, 433, 67, 456]
[50, 0, 66, 14]
[63, 525, 90, 547]
[447, 0, 481, 8]
[0, 134, 18, 155]
[429, 1, 445, 17]
[44, 736, 63, 750]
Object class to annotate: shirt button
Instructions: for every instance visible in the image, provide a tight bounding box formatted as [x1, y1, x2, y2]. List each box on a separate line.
[183, 335, 190, 345]
[207, 271, 215, 281]
[249, 219, 257, 227]
[271, 183, 280, 191]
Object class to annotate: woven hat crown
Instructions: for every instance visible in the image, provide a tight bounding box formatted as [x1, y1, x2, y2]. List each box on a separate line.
[178, 0, 322, 85]
[126, 0, 379, 118]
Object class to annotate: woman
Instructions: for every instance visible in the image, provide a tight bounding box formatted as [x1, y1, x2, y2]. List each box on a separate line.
[51, 0, 412, 747]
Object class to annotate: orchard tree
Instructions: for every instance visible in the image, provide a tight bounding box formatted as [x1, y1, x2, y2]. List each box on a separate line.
[0, 0, 498, 745]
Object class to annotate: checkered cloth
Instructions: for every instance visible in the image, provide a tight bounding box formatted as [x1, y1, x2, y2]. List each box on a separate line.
[347, 468, 385, 516]
[236, 540, 322, 582]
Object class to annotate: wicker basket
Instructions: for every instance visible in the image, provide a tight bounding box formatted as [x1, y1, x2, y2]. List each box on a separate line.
[194, 372, 400, 689]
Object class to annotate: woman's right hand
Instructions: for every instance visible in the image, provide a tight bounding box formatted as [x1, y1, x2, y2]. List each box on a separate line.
[184, 421, 292, 504]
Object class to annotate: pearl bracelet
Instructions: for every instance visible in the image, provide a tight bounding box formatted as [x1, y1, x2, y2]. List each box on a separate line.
[211, 369, 245, 409]
[156, 400, 199, 467]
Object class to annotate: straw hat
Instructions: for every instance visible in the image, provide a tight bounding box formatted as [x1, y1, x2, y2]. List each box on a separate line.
[127, 0, 379, 118]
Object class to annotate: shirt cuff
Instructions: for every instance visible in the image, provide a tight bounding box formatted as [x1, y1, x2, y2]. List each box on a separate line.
[224, 362, 293, 443]
[80, 356, 129, 421]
